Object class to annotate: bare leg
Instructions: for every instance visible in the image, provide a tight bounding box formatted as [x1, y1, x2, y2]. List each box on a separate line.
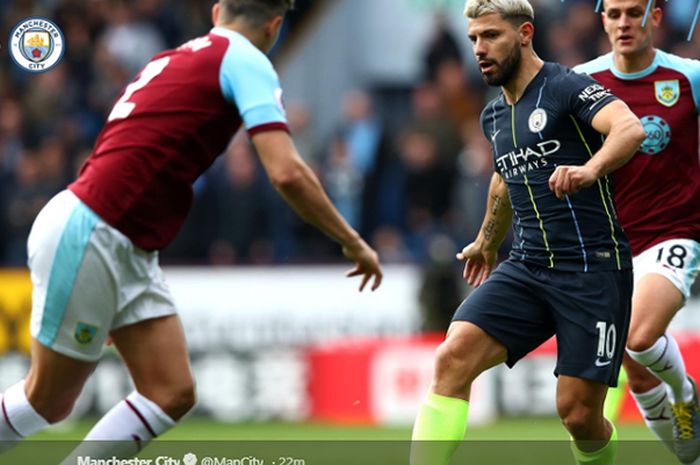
[111, 314, 196, 420]
[411, 322, 507, 465]
[431, 321, 508, 400]
[57, 315, 195, 464]
[24, 340, 97, 424]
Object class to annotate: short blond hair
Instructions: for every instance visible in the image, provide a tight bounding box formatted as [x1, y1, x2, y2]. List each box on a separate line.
[464, 0, 534, 21]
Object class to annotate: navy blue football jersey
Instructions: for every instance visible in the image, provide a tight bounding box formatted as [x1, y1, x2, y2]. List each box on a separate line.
[480, 62, 632, 272]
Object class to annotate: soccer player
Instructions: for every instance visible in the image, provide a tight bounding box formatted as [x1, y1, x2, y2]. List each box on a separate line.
[575, 0, 700, 462]
[410, 1, 646, 464]
[0, 0, 383, 461]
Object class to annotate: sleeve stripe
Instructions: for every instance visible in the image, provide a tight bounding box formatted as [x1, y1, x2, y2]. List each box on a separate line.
[569, 115, 623, 270]
[247, 122, 290, 136]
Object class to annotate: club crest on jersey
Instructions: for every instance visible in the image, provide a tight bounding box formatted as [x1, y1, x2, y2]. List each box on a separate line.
[528, 108, 548, 133]
[640, 115, 671, 155]
[9, 17, 65, 73]
[654, 80, 680, 107]
[74, 322, 98, 345]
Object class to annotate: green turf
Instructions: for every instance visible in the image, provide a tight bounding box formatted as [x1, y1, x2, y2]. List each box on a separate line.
[12, 418, 670, 465]
[33, 417, 656, 441]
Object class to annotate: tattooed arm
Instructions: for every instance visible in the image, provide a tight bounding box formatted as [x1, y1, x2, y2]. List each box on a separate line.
[456, 173, 512, 287]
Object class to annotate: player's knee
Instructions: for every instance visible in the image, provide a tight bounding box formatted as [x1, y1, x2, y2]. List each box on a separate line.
[433, 339, 481, 392]
[148, 380, 196, 420]
[435, 341, 469, 375]
[626, 331, 662, 353]
[557, 399, 598, 439]
[165, 383, 196, 419]
[560, 407, 598, 438]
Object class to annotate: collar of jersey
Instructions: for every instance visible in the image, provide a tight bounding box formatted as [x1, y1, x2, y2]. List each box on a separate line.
[210, 26, 251, 45]
[610, 50, 659, 80]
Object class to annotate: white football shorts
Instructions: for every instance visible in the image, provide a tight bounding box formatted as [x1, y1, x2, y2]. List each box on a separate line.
[633, 238, 700, 301]
[27, 190, 177, 361]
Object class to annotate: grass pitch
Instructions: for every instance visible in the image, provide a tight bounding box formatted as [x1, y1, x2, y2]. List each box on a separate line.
[33, 416, 655, 441]
[11, 418, 671, 465]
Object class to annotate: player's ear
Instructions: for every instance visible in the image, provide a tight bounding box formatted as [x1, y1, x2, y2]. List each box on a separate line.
[651, 7, 662, 27]
[519, 21, 534, 47]
[266, 15, 284, 38]
[212, 3, 221, 26]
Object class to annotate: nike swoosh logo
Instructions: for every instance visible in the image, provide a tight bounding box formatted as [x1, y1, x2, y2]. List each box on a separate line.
[595, 358, 612, 367]
[491, 129, 501, 140]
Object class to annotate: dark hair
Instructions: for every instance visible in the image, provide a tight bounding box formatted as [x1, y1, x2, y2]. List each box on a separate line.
[219, 0, 295, 25]
[602, 0, 658, 11]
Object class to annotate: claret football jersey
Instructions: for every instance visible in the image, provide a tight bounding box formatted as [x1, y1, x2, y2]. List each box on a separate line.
[575, 50, 700, 256]
[70, 27, 289, 250]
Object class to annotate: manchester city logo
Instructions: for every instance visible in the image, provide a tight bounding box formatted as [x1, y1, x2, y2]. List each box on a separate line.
[640, 115, 671, 155]
[528, 108, 548, 133]
[9, 17, 65, 73]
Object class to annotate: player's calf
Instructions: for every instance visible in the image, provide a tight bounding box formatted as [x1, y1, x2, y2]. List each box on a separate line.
[25, 378, 84, 424]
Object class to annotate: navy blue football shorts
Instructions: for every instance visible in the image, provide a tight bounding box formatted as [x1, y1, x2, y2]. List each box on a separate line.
[453, 259, 633, 387]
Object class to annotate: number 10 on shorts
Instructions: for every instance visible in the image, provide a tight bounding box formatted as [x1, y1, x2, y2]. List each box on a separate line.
[596, 322, 617, 359]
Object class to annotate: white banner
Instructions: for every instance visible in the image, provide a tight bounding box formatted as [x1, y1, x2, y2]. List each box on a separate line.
[167, 265, 423, 352]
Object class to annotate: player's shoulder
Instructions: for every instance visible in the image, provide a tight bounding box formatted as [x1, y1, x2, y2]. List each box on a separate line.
[211, 27, 276, 75]
[655, 49, 700, 82]
[544, 61, 599, 93]
[572, 53, 614, 76]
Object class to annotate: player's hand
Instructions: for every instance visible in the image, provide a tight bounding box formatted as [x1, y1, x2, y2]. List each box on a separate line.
[456, 242, 497, 287]
[548, 165, 598, 200]
[342, 238, 383, 292]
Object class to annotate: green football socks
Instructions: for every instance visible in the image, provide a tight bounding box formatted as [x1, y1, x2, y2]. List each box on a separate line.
[410, 392, 469, 465]
[571, 423, 618, 465]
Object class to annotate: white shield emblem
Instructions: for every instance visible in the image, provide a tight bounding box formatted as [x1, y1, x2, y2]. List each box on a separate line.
[528, 108, 548, 133]
[655, 80, 680, 107]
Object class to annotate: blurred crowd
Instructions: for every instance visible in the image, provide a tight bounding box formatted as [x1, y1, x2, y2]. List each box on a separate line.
[0, 0, 698, 278]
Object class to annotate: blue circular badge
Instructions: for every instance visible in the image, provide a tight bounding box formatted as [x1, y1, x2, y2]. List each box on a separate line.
[640, 115, 671, 155]
[9, 17, 65, 73]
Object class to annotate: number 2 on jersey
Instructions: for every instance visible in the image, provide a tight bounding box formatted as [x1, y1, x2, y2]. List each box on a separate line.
[108, 57, 171, 122]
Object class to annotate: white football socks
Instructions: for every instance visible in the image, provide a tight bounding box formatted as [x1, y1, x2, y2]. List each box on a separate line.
[59, 391, 176, 464]
[0, 380, 50, 452]
[631, 383, 674, 452]
[627, 334, 694, 404]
